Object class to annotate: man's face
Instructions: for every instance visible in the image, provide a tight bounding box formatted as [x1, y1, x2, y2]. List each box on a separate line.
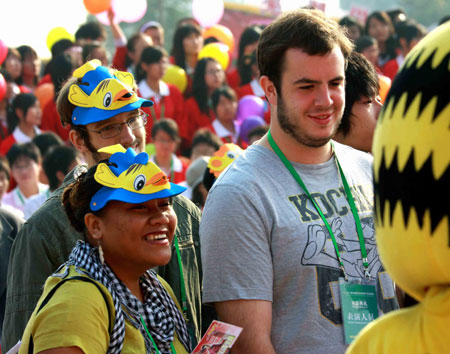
[276, 47, 346, 148]
[81, 109, 146, 164]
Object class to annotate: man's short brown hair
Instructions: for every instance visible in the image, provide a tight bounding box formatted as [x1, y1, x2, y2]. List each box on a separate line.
[257, 9, 353, 95]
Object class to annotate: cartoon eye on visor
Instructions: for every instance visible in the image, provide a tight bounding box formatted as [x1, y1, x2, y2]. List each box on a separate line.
[89, 144, 187, 212]
[134, 174, 146, 191]
[103, 92, 112, 107]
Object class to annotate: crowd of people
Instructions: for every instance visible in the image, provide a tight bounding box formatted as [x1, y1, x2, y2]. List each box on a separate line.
[0, 4, 449, 354]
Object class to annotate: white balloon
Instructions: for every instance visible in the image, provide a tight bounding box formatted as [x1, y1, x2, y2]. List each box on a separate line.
[192, 0, 224, 28]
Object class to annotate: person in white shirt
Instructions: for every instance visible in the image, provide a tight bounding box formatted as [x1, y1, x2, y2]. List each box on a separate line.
[211, 86, 241, 145]
[2, 142, 48, 214]
[24, 145, 81, 219]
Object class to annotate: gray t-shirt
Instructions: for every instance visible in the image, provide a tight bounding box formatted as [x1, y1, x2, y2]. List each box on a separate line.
[200, 142, 398, 354]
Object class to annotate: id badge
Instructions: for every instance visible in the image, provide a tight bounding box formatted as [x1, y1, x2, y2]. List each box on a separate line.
[339, 277, 379, 344]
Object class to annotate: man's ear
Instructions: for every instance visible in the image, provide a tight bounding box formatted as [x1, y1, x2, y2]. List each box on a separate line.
[84, 213, 104, 241]
[69, 129, 89, 153]
[260, 75, 278, 107]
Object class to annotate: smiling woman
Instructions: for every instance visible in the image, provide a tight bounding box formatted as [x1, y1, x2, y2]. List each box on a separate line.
[17, 144, 191, 354]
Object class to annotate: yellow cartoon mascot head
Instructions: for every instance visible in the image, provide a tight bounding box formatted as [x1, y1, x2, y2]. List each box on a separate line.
[347, 22, 450, 354]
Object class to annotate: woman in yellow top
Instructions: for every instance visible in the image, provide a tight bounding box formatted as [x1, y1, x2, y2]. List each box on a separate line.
[19, 144, 191, 354]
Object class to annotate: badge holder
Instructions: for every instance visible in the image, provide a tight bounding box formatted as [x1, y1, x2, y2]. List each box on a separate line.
[339, 266, 379, 344]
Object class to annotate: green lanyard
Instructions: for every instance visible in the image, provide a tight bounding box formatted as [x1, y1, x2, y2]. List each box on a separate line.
[267, 130, 369, 280]
[16, 188, 25, 206]
[173, 235, 188, 316]
[140, 315, 177, 354]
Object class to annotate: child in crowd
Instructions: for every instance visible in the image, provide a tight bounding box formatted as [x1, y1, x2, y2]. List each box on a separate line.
[136, 46, 185, 142]
[0, 156, 23, 218]
[181, 58, 225, 151]
[210, 86, 244, 146]
[150, 118, 189, 189]
[2, 142, 48, 214]
[189, 128, 223, 162]
[0, 93, 42, 156]
[24, 145, 80, 219]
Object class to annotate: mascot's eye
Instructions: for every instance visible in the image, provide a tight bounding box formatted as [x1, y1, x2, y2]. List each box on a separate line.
[227, 152, 236, 159]
[103, 92, 112, 107]
[134, 174, 146, 191]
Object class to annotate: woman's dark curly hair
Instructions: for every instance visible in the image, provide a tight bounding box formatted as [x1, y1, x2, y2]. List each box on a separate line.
[62, 164, 106, 233]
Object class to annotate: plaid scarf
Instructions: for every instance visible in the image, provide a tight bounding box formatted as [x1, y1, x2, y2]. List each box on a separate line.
[66, 240, 191, 353]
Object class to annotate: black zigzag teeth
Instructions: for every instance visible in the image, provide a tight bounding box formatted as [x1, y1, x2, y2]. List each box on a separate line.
[380, 47, 450, 124]
[374, 147, 450, 242]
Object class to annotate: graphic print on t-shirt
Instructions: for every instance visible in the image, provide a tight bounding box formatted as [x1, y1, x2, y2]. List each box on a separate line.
[289, 184, 398, 325]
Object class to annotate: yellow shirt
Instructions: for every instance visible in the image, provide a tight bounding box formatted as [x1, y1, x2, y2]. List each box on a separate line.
[19, 265, 188, 354]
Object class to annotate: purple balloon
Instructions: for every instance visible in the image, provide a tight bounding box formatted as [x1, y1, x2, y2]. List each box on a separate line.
[239, 115, 266, 143]
[237, 95, 265, 122]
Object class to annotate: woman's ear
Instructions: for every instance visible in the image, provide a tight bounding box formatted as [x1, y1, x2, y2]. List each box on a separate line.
[84, 213, 104, 241]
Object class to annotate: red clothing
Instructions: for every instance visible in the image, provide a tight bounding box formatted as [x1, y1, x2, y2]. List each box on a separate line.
[0, 135, 16, 156]
[172, 158, 189, 184]
[180, 97, 214, 149]
[112, 46, 128, 72]
[41, 100, 70, 142]
[138, 83, 186, 144]
[381, 56, 402, 81]
[226, 68, 240, 91]
[37, 74, 52, 87]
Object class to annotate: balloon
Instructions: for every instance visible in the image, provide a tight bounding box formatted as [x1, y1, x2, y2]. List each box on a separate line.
[192, 0, 224, 28]
[83, 0, 111, 14]
[46, 27, 74, 52]
[163, 65, 188, 93]
[203, 25, 235, 54]
[198, 43, 230, 71]
[96, 0, 147, 24]
[0, 73, 6, 102]
[0, 40, 7, 66]
[379, 74, 391, 104]
[34, 83, 54, 110]
[239, 115, 266, 143]
[237, 95, 265, 121]
[113, 0, 147, 23]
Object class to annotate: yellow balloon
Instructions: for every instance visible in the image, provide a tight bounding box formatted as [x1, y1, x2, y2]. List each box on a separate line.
[46, 27, 74, 52]
[162, 65, 188, 93]
[198, 43, 230, 71]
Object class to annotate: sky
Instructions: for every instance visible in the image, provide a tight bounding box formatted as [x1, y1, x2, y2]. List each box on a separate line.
[1, 0, 89, 60]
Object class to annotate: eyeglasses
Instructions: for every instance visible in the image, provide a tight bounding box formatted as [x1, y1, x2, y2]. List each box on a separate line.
[81, 111, 148, 139]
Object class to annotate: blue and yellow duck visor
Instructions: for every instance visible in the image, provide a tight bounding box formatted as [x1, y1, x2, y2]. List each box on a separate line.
[69, 59, 153, 125]
[90, 144, 186, 212]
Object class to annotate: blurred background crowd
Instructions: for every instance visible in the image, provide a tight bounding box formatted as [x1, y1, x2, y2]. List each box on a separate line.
[0, 0, 448, 221]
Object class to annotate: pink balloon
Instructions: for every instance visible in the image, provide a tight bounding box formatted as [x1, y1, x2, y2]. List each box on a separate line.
[96, 0, 147, 25]
[114, 0, 147, 23]
[0, 40, 7, 66]
[192, 0, 224, 28]
[0, 73, 7, 102]
[95, 10, 110, 26]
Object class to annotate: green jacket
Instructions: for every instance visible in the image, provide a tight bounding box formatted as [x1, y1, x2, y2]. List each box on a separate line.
[2, 166, 204, 351]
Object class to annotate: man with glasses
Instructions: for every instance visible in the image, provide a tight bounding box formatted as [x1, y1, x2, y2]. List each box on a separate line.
[2, 60, 204, 351]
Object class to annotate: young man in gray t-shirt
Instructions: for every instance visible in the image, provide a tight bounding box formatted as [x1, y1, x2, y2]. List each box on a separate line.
[200, 9, 398, 354]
